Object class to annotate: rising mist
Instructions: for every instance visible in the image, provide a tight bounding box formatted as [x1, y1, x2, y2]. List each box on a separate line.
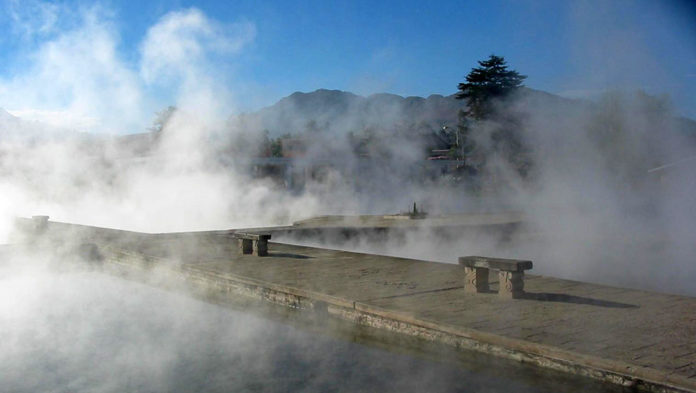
[0, 2, 695, 392]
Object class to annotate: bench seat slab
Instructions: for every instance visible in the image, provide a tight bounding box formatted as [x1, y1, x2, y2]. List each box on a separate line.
[459, 256, 532, 272]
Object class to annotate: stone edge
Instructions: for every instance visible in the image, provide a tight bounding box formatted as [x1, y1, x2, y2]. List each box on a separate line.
[103, 247, 696, 393]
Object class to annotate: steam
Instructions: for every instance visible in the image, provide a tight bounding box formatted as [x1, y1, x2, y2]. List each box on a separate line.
[0, 5, 317, 234]
[2, 251, 607, 393]
[269, 88, 696, 297]
[0, 3, 694, 296]
[0, 3, 695, 392]
[508, 91, 696, 294]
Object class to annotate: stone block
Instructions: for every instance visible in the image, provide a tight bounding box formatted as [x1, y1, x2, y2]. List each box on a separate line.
[239, 238, 253, 254]
[253, 239, 268, 257]
[464, 266, 489, 293]
[498, 271, 524, 299]
[234, 232, 271, 257]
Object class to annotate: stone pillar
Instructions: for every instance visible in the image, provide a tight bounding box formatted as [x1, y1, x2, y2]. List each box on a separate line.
[498, 271, 525, 299]
[464, 267, 489, 293]
[239, 239, 252, 254]
[252, 239, 268, 257]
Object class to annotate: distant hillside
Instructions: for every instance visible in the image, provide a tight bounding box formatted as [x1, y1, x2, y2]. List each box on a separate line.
[234, 89, 465, 137]
[0, 108, 68, 142]
[4, 88, 694, 154]
[0, 108, 33, 138]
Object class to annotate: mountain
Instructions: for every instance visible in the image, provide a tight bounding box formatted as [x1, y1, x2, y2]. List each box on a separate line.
[0, 108, 120, 158]
[4, 88, 693, 153]
[235, 89, 466, 137]
[0, 108, 50, 141]
[0, 108, 22, 131]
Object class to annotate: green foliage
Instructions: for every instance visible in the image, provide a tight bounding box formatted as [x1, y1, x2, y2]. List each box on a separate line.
[455, 55, 531, 182]
[149, 106, 177, 133]
[258, 129, 285, 157]
[270, 137, 283, 157]
[456, 55, 526, 120]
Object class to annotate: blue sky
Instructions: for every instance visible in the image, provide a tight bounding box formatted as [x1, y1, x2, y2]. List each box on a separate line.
[0, 0, 694, 132]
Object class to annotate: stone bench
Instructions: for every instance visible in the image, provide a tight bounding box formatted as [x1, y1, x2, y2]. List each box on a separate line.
[458, 256, 533, 299]
[232, 232, 272, 256]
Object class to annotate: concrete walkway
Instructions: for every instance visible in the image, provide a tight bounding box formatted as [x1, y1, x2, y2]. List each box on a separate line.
[98, 232, 696, 393]
[14, 218, 696, 392]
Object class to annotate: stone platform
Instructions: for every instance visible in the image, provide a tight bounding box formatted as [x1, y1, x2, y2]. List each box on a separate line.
[13, 218, 696, 392]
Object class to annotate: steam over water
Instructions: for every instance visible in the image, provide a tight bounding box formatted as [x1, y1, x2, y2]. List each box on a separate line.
[0, 2, 695, 392]
[0, 256, 619, 393]
[0, 3, 694, 297]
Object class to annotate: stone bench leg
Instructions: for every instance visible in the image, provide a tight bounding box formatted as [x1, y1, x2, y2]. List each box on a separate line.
[499, 271, 524, 299]
[252, 239, 268, 257]
[239, 239, 253, 254]
[464, 267, 489, 293]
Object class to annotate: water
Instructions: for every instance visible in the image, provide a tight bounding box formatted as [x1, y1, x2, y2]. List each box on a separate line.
[0, 259, 621, 393]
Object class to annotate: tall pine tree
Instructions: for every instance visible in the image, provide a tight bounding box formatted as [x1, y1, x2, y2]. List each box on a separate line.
[456, 55, 526, 120]
[455, 55, 531, 182]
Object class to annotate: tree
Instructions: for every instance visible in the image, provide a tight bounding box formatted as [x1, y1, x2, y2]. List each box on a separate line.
[270, 137, 283, 157]
[455, 55, 531, 181]
[149, 105, 177, 133]
[456, 55, 526, 120]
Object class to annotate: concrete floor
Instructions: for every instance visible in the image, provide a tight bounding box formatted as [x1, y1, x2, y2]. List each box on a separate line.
[13, 217, 696, 392]
[118, 233, 696, 391]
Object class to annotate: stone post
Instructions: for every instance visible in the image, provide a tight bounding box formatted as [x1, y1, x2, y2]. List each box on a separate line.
[239, 239, 253, 254]
[498, 271, 525, 299]
[253, 239, 268, 257]
[464, 267, 489, 293]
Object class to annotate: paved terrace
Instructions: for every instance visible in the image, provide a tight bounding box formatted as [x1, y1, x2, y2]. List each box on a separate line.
[288, 211, 524, 229]
[14, 218, 696, 392]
